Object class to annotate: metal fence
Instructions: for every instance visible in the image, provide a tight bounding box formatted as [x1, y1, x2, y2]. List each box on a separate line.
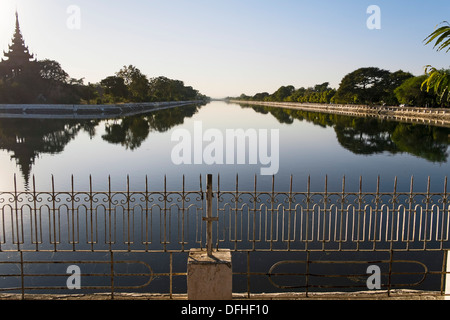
[0, 174, 449, 299]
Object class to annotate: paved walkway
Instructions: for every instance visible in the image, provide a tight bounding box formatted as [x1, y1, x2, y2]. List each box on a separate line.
[0, 290, 446, 300]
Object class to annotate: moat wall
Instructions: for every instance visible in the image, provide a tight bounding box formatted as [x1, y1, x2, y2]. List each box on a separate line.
[0, 100, 204, 119]
[231, 100, 450, 128]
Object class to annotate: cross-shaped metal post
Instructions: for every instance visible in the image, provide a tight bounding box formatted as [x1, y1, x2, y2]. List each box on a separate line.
[203, 174, 218, 257]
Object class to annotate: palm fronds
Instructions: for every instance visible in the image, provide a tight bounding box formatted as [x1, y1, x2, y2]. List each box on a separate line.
[424, 21, 450, 53]
[422, 66, 450, 103]
[422, 22, 450, 104]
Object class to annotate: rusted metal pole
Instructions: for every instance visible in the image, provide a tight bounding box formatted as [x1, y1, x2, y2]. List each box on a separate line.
[206, 174, 213, 256]
[203, 174, 217, 257]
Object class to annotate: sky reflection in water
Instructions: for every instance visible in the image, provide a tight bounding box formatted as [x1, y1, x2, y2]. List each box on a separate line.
[0, 101, 448, 193]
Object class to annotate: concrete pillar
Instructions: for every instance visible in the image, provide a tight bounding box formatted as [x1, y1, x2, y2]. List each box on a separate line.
[187, 249, 232, 300]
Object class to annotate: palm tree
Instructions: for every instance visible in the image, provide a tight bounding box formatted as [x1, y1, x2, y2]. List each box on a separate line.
[422, 21, 450, 104]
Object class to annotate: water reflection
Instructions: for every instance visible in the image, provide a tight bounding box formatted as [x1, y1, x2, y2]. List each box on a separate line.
[243, 104, 450, 163]
[0, 101, 449, 190]
[0, 102, 448, 295]
[102, 103, 200, 150]
[0, 118, 98, 187]
[0, 103, 202, 187]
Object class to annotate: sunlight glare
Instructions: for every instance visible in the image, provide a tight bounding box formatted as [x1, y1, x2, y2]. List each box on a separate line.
[0, 0, 18, 50]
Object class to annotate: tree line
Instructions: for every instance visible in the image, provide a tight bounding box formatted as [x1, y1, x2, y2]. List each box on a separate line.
[99, 65, 209, 104]
[232, 66, 449, 108]
[0, 61, 209, 104]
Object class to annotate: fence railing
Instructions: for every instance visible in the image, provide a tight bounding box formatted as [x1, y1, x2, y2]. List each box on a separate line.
[0, 174, 449, 299]
[1, 174, 448, 252]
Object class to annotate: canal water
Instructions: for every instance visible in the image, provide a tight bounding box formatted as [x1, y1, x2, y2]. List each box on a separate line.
[0, 101, 448, 192]
[0, 101, 449, 295]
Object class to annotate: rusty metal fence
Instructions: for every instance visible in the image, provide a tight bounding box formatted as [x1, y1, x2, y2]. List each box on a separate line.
[0, 174, 449, 299]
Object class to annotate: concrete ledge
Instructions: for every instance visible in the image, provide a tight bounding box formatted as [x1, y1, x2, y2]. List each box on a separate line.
[0, 100, 204, 119]
[231, 100, 450, 128]
[187, 249, 233, 301]
[0, 290, 445, 300]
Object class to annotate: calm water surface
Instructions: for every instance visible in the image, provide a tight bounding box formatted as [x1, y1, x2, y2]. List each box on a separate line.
[0, 101, 448, 193]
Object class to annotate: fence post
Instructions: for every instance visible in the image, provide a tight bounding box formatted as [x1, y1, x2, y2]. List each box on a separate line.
[445, 251, 450, 299]
[187, 174, 232, 300]
[204, 174, 216, 257]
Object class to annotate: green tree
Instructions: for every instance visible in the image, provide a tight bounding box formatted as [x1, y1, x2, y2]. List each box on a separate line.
[288, 87, 306, 102]
[394, 75, 437, 107]
[333, 67, 391, 104]
[38, 59, 69, 83]
[100, 76, 129, 102]
[333, 67, 413, 105]
[314, 82, 331, 92]
[148, 76, 177, 101]
[383, 70, 414, 105]
[182, 85, 200, 101]
[116, 65, 150, 102]
[147, 76, 201, 101]
[252, 92, 270, 101]
[268, 85, 295, 102]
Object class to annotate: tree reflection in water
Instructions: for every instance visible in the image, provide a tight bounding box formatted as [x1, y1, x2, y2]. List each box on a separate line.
[245, 104, 450, 163]
[0, 118, 98, 188]
[0, 103, 202, 188]
[102, 104, 200, 150]
[0, 102, 449, 190]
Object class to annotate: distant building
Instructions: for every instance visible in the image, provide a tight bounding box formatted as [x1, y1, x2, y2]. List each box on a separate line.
[0, 11, 37, 80]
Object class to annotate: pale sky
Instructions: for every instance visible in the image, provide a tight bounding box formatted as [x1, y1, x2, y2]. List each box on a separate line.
[0, 0, 449, 98]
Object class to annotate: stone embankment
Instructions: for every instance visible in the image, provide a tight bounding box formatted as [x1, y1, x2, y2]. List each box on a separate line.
[0, 100, 204, 120]
[231, 100, 450, 128]
[0, 290, 445, 300]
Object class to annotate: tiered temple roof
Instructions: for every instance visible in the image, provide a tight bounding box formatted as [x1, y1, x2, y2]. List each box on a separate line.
[1, 11, 36, 76]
